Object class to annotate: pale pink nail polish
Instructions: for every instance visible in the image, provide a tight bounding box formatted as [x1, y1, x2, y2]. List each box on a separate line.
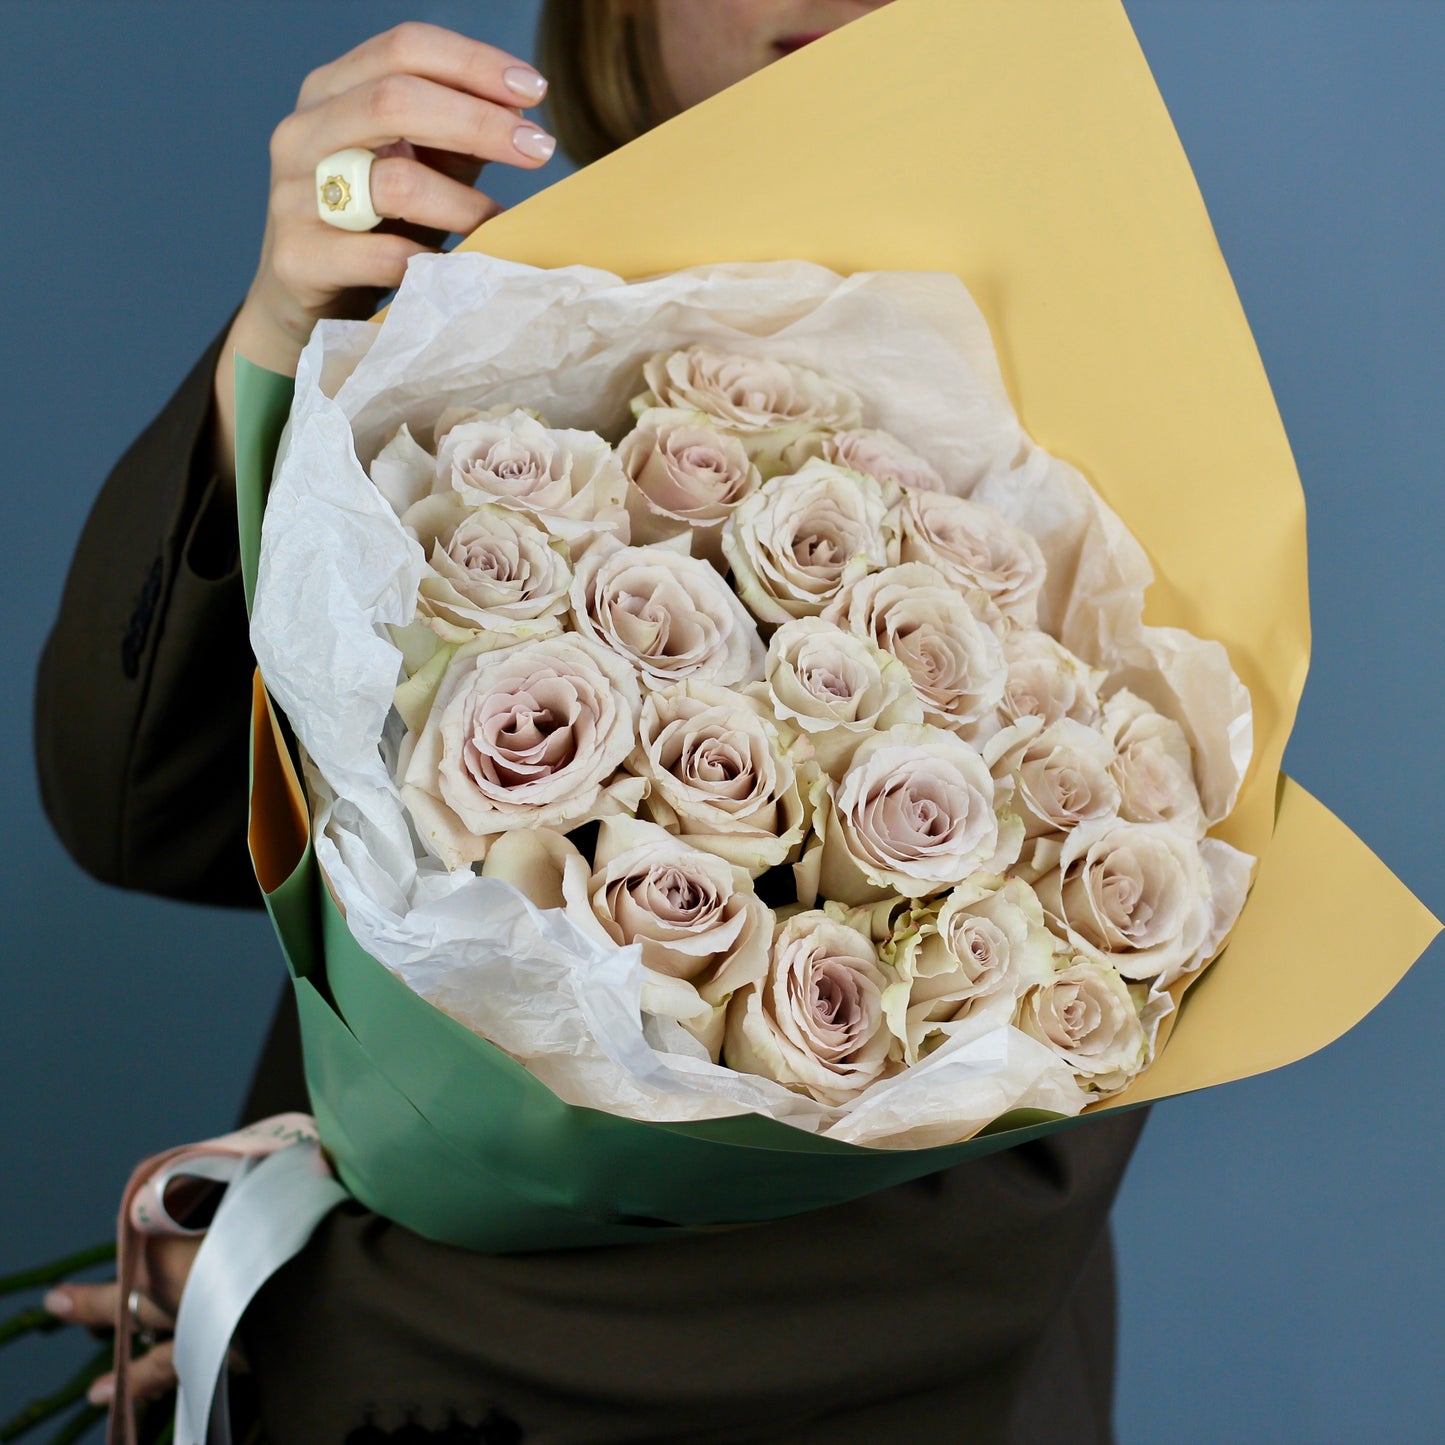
[513, 124, 557, 162]
[89, 1378, 115, 1406]
[504, 66, 548, 103]
[43, 1289, 72, 1316]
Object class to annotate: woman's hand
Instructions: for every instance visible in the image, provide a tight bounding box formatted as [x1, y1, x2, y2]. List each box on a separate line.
[43, 1235, 203, 1407]
[213, 21, 553, 480]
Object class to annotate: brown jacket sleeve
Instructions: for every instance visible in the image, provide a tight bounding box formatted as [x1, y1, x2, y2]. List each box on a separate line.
[34, 306, 261, 908]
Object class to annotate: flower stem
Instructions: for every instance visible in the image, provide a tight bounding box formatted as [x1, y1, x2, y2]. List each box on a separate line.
[0, 1342, 111, 1442]
[0, 1307, 66, 1351]
[0, 1246, 116, 1300]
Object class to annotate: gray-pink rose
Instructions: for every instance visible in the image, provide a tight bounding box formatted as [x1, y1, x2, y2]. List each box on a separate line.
[616, 408, 761, 570]
[724, 910, 895, 1104]
[397, 631, 644, 867]
[897, 489, 1047, 628]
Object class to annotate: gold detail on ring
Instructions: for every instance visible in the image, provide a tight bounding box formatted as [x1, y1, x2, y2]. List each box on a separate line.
[320, 175, 352, 212]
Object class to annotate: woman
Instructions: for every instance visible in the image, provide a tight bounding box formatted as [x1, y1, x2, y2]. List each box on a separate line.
[35, 3, 1146, 1440]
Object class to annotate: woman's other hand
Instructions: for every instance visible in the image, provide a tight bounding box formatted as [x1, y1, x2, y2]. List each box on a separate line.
[214, 22, 552, 481]
[42, 1234, 203, 1407]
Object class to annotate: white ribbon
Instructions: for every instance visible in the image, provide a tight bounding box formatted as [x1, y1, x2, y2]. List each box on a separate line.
[170, 1141, 348, 1445]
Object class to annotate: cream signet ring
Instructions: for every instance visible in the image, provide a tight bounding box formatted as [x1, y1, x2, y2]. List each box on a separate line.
[315, 148, 382, 232]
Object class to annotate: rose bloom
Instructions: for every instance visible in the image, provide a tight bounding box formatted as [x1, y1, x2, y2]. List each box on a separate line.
[586, 818, 774, 1061]
[824, 562, 1006, 735]
[897, 489, 1047, 628]
[1100, 690, 1206, 839]
[570, 540, 764, 691]
[397, 631, 644, 867]
[885, 875, 1058, 1064]
[400, 495, 572, 640]
[983, 716, 1122, 841]
[371, 405, 552, 513]
[996, 630, 1105, 731]
[722, 459, 898, 624]
[1014, 956, 1147, 1094]
[437, 409, 629, 544]
[616, 408, 761, 570]
[764, 617, 923, 776]
[823, 428, 946, 493]
[1033, 819, 1213, 982]
[766, 426, 946, 493]
[636, 344, 863, 436]
[803, 724, 1024, 907]
[629, 681, 809, 874]
[724, 910, 895, 1105]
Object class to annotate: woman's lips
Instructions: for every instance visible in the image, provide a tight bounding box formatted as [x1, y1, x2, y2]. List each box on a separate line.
[772, 31, 830, 57]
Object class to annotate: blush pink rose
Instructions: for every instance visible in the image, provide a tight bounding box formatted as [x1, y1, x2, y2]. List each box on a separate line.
[400, 495, 572, 639]
[801, 724, 1024, 906]
[1100, 690, 1206, 839]
[722, 459, 898, 624]
[1033, 820, 1213, 981]
[824, 562, 1007, 735]
[616, 408, 761, 570]
[724, 910, 895, 1105]
[570, 540, 764, 691]
[636, 344, 863, 436]
[629, 681, 810, 874]
[1014, 957, 1147, 1094]
[763, 617, 923, 776]
[397, 632, 644, 867]
[897, 489, 1047, 628]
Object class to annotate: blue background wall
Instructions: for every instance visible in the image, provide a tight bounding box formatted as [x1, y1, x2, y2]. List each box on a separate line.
[2, 3, 1440, 1439]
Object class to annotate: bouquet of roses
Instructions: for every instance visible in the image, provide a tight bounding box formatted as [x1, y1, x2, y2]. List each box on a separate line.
[250, 255, 1253, 1157]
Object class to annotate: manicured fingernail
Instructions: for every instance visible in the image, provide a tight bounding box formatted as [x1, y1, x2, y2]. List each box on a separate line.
[43, 1289, 72, 1316]
[513, 124, 556, 162]
[504, 66, 548, 103]
[88, 1378, 115, 1406]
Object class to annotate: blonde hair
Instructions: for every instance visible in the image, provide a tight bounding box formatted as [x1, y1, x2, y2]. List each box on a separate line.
[537, 0, 680, 166]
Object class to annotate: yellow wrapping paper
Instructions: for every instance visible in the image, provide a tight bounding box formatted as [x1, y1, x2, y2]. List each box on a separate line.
[400, 0, 1437, 1103]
